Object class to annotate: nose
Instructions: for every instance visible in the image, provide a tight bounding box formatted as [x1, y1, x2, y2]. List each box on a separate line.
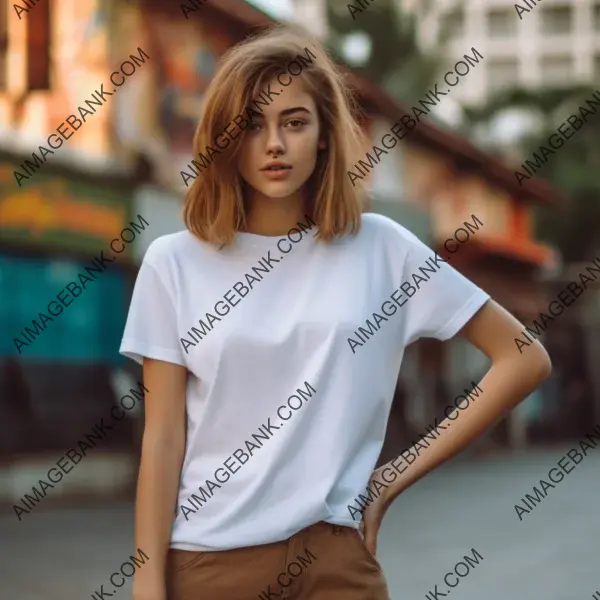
[265, 123, 285, 157]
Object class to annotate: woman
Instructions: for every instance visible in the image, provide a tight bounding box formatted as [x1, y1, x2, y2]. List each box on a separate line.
[120, 25, 552, 600]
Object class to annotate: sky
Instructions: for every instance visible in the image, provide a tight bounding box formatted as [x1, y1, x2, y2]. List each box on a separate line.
[247, 0, 294, 20]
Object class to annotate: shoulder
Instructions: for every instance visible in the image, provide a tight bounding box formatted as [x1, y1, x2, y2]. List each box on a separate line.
[142, 229, 202, 272]
[359, 212, 423, 248]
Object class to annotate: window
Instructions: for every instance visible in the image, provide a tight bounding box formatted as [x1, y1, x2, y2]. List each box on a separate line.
[487, 8, 517, 38]
[26, 0, 50, 90]
[594, 3, 600, 31]
[442, 7, 464, 40]
[483, 187, 511, 238]
[487, 58, 520, 93]
[594, 54, 600, 79]
[0, 0, 7, 90]
[419, 0, 434, 17]
[540, 54, 573, 85]
[540, 5, 573, 35]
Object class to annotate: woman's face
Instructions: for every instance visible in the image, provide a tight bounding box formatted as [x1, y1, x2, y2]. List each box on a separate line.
[236, 75, 326, 201]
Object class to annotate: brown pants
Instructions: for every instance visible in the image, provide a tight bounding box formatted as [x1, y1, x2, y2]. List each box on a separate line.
[167, 521, 390, 600]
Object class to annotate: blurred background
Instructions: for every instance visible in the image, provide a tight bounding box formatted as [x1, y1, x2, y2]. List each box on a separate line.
[0, 0, 599, 598]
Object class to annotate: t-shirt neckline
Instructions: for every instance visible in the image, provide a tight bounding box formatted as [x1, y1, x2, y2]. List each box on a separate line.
[234, 230, 318, 252]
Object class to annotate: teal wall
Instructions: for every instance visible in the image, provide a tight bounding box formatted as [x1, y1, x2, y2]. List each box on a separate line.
[1, 254, 127, 363]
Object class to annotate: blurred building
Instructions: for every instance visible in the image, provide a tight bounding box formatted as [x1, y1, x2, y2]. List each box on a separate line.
[0, 0, 562, 505]
[0, 0, 153, 502]
[0, 0, 145, 467]
[384, 0, 600, 451]
[398, 0, 600, 104]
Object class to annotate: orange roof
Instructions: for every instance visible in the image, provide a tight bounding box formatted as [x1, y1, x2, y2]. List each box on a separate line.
[438, 235, 556, 267]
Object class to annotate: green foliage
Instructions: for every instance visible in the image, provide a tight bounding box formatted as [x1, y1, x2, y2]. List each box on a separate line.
[325, 0, 443, 104]
[461, 85, 597, 129]
[462, 85, 600, 262]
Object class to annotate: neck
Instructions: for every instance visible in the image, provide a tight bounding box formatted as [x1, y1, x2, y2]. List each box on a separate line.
[244, 191, 310, 236]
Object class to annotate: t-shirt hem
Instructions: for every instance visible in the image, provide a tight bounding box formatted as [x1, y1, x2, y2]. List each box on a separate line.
[169, 517, 361, 552]
[119, 340, 187, 367]
[435, 291, 490, 341]
[170, 541, 211, 552]
[324, 516, 361, 529]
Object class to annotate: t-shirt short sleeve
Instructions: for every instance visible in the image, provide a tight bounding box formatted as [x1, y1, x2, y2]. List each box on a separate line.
[397, 226, 490, 346]
[119, 255, 186, 367]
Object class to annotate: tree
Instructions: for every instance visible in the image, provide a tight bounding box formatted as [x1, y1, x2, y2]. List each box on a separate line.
[325, 0, 450, 105]
[461, 85, 600, 262]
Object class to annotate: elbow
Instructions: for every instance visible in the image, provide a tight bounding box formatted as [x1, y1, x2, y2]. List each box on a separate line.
[529, 341, 552, 386]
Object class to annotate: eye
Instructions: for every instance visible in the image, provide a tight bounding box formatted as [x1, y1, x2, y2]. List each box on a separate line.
[286, 119, 306, 128]
[249, 122, 263, 132]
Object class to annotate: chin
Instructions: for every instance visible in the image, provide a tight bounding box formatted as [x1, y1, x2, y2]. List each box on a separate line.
[253, 181, 304, 200]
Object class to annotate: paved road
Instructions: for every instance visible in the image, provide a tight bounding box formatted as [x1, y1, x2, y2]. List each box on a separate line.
[1, 446, 598, 600]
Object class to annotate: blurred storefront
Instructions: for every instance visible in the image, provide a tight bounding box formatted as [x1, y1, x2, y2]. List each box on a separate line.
[527, 263, 600, 444]
[0, 0, 147, 471]
[0, 155, 139, 459]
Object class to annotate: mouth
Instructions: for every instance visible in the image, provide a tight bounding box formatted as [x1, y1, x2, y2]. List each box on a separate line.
[261, 165, 292, 171]
[261, 165, 293, 180]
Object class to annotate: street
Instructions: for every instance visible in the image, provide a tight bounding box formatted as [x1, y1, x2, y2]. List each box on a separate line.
[1, 446, 598, 600]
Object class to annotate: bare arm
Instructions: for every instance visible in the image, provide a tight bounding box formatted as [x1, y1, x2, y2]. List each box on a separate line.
[132, 358, 188, 599]
[383, 299, 552, 503]
[361, 300, 552, 553]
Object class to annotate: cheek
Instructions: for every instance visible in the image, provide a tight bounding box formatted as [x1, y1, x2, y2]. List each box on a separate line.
[295, 135, 320, 171]
[237, 139, 261, 177]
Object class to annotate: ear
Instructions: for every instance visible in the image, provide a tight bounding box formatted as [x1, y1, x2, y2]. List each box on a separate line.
[318, 138, 327, 150]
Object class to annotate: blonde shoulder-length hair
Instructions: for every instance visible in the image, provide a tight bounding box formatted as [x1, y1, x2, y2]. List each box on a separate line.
[183, 24, 368, 247]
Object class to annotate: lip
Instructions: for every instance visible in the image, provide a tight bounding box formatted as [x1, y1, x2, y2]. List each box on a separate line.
[261, 168, 292, 181]
[260, 161, 292, 171]
[260, 161, 293, 181]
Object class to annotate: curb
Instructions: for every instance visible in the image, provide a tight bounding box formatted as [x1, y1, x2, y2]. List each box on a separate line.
[0, 451, 137, 507]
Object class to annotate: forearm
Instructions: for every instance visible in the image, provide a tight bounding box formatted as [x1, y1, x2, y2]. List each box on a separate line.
[384, 352, 550, 504]
[133, 431, 185, 584]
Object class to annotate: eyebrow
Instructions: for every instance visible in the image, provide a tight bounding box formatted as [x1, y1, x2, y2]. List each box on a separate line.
[253, 106, 312, 119]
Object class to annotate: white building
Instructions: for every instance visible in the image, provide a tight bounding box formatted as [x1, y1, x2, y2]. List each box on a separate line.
[399, 0, 600, 106]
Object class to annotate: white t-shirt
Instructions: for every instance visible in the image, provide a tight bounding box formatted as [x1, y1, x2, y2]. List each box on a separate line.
[119, 212, 490, 552]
